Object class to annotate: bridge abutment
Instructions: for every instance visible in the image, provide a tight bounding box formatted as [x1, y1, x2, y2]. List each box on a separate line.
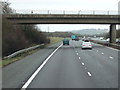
[109, 24, 116, 44]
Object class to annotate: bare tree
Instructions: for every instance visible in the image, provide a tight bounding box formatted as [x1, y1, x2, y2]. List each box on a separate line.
[0, 0, 13, 14]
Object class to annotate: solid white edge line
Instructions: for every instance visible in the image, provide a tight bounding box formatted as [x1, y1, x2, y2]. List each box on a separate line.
[94, 43, 119, 51]
[87, 72, 92, 77]
[105, 46, 119, 51]
[21, 44, 63, 89]
[82, 62, 85, 66]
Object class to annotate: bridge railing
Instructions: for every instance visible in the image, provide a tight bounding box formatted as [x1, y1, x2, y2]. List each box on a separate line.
[12, 10, 119, 15]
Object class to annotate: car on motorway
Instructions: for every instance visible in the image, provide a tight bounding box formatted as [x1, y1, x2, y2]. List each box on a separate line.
[63, 38, 69, 45]
[116, 39, 120, 44]
[106, 38, 110, 42]
[81, 40, 92, 49]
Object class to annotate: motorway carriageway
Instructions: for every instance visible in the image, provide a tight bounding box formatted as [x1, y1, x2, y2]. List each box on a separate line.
[3, 40, 118, 88]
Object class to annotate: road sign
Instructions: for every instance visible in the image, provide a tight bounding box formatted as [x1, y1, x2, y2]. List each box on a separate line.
[71, 35, 76, 40]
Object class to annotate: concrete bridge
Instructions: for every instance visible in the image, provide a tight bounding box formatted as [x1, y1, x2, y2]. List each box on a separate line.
[4, 14, 120, 24]
[3, 13, 120, 44]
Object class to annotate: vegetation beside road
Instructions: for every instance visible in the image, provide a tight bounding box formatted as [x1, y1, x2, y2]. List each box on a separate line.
[2, 17, 50, 57]
[2, 1, 50, 57]
[45, 32, 74, 38]
[49, 37, 64, 45]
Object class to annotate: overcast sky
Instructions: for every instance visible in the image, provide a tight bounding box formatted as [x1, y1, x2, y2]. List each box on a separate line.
[8, 0, 119, 10]
[5, 0, 120, 32]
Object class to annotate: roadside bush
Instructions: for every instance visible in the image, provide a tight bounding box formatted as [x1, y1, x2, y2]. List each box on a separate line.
[2, 17, 29, 56]
[20, 25, 50, 44]
[2, 18, 50, 57]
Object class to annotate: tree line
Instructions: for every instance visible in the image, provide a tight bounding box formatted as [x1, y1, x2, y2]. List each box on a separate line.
[43, 32, 76, 38]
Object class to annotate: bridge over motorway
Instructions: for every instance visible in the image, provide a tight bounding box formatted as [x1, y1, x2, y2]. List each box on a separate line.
[4, 14, 120, 24]
[3, 10, 120, 44]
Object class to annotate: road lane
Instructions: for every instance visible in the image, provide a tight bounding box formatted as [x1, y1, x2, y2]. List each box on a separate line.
[22, 44, 63, 88]
[2, 42, 61, 88]
[73, 40, 118, 88]
[28, 40, 118, 88]
[3, 40, 118, 88]
[28, 41, 98, 88]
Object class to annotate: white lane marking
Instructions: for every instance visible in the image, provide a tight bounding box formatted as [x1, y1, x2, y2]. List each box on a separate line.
[97, 50, 99, 52]
[87, 72, 92, 77]
[77, 53, 78, 55]
[109, 56, 113, 59]
[101, 52, 104, 55]
[79, 57, 81, 59]
[81, 62, 84, 65]
[21, 44, 63, 89]
[85, 67, 87, 70]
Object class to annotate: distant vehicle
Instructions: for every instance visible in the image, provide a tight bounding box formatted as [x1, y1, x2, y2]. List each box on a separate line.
[63, 38, 69, 45]
[118, 40, 120, 44]
[75, 37, 79, 41]
[81, 40, 92, 49]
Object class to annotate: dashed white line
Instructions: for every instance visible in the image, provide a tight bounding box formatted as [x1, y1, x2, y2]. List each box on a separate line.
[77, 53, 78, 55]
[85, 67, 87, 70]
[21, 44, 63, 89]
[97, 50, 99, 52]
[87, 72, 92, 77]
[109, 56, 113, 59]
[82, 62, 85, 66]
[79, 57, 81, 59]
[101, 52, 104, 55]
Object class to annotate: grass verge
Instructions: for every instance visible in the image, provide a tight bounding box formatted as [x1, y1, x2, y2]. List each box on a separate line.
[49, 37, 64, 45]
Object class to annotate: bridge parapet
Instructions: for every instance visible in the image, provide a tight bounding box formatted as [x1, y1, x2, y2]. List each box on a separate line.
[3, 9, 120, 24]
[11, 10, 118, 15]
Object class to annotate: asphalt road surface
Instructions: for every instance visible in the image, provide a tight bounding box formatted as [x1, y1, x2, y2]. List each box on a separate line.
[3, 40, 118, 88]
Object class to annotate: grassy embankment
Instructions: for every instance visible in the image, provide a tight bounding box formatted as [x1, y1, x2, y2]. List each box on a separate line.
[1, 37, 64, 67]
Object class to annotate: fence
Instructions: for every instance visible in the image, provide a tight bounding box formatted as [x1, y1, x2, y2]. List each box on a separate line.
[12, 9, 119, 15]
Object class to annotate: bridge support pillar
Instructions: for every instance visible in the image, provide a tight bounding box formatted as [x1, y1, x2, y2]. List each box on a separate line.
[109, 24, 116, 44]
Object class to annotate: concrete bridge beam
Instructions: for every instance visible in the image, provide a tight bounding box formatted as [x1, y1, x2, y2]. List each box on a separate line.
[109, 24, 116, 44]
